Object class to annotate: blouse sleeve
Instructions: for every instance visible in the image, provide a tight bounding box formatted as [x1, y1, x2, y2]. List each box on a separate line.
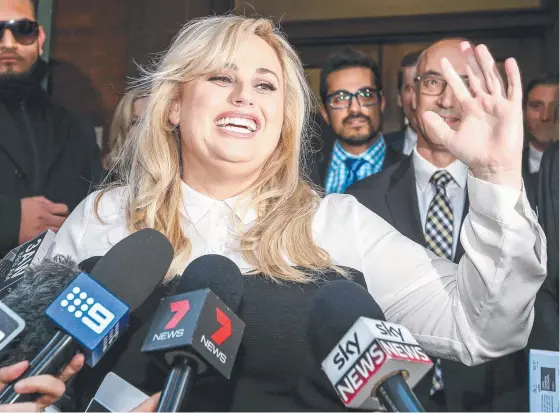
[345, 174, 546, 366]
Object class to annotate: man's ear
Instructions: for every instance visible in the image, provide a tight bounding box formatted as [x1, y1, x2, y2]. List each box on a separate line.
[397, 94, 403, 108]
[411, 88, 418, 111]
[320, 104, 330, 125]
[37, 26, 46, 56]
[380, 94, 386, 113]
[169, 100, 181, 125]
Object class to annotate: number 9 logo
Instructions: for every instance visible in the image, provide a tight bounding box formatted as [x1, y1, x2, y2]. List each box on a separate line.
[82, 303, 115, 334]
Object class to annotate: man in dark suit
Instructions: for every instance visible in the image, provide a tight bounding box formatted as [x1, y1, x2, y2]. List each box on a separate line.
[385, 50, 423, 155]
[527, 141, 559, 353]
[309, 48, 401, 193]
[0, 0, 102, 257]
[522, 73, 558, 206]
[347, 38, 527, 411]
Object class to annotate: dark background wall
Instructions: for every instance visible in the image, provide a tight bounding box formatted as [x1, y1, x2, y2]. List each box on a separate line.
[45, 0, 558, 149]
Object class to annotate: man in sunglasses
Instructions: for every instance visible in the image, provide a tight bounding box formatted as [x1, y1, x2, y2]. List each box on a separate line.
[309, 47, 401, 194]
[0, 0, 102, 258]
[347, 38, 528, 412]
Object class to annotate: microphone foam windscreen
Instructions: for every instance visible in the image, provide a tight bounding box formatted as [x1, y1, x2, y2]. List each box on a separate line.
[308, 280, 385, 363]
[176, 254, 244, 313]
[90, 228, 174, 311]
[0, 256, 81, 366]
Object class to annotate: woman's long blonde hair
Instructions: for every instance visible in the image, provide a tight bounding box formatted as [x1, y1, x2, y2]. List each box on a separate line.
[103, 88, 146, 170]
[99, 15, 341, 282]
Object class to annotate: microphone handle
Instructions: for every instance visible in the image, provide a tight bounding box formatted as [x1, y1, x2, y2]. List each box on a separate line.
[0, 331, 77, 404]
[156, 356, 197, 412]
[375, 373, 425, 412]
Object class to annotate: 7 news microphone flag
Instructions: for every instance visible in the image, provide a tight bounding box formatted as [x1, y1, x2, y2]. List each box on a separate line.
[142, 255, 245, 412]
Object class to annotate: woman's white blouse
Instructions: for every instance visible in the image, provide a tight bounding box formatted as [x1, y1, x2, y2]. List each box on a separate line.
[49, 176, 546, 366]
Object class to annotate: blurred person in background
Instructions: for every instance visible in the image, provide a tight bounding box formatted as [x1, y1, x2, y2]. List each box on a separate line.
[0, 0, 102, 257]
[310, 47, 402, 193]
[522, 73, 558, 204]
[103, 89, 148, 170]
[385, 49, 423, 155]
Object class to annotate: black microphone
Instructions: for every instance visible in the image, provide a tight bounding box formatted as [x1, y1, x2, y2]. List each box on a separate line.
[141, 254, 245, 412]
[78, 256, 102, 275]
[309, 280, 431, 412]
[0, 228, 174, 404]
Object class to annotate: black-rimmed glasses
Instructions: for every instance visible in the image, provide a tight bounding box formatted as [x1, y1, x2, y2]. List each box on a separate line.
[0, 19, 39, 46]
[326, 87, 382, 109]
[414, 74, 470, 96]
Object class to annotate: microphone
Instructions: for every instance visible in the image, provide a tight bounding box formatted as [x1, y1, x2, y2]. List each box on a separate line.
[0, 229, 56, 300]
[0, 256, 81, 367]
[0, 228, 174, 404]
[309, 280, 432, 412]
[85, 372, 150, 412]
[0, 302, 25, 352]
[141, 254, 245, 412]
[78, 256, 102, 275]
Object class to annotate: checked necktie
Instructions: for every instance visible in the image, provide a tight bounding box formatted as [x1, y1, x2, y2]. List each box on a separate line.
[425, 170, 454, 396]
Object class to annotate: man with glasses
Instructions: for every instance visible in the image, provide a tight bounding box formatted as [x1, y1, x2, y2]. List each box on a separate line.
[310, 47, 401, 194]
[0, 0, 102, 257]
[347, 38, 527, 411]
[385, 50, 423, 155]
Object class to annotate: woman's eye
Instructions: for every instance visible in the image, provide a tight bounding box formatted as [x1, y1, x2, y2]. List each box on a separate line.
[209, 75, 233, 84]
[256, 82, 277, 92]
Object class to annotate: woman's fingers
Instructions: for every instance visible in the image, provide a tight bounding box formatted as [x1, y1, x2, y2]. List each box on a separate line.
[0, 361, 29, 389]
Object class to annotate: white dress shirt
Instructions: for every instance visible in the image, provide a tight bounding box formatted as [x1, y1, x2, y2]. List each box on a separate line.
[412, 149, 468, 259]
[528, 144, 544, 174]
[402, 126, 418, 156]
[49, 177, 546, 366]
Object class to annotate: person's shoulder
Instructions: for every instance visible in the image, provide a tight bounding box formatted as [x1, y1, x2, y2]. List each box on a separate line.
[384, 129, 405, 141]
[346, 161, 399, 194]
[81, 186, 129, 224]
[316, 192, 365, 218]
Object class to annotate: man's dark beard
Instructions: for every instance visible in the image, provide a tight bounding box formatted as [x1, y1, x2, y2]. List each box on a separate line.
[336, 114, 382, 147]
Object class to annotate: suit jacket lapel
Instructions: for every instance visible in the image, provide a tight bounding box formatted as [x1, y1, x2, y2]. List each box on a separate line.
[385, 156, 425, 246]
[383, 145, 403, 169]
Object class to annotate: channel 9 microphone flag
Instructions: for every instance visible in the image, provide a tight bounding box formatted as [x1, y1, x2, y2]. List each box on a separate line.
[0, 230, 56, 300]
[43, 228, 173, 368]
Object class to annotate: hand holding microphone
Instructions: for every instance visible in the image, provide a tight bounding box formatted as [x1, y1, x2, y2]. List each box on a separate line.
[0, 354, 83, 412]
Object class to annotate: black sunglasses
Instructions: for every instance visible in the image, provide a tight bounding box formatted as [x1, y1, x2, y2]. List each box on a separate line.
[0, 19, 39, 46]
